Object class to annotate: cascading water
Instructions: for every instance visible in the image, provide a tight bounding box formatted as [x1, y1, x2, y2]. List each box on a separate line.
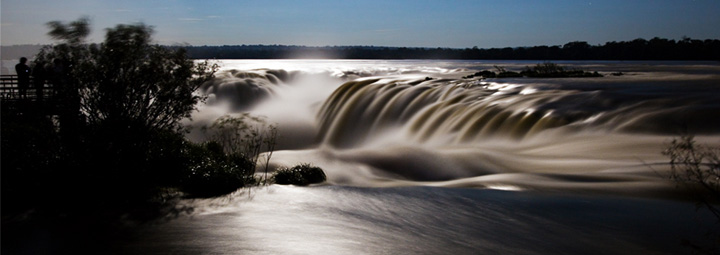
[190, 60, 720, 195]
[199, 69, 299, 111]
[317, 78, 578, 147]
[105, 60, 720, 255]
[317, 72, 720, 148]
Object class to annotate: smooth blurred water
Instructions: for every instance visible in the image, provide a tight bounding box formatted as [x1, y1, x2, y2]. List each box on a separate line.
[5, 60, 720, 254]
[151, 60, 720, 254]
[187, 60, 720, 196]
[119, 185, 715, 255]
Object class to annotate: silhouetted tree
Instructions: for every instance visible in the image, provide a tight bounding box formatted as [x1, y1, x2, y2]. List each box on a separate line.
[46, 17, 90, 45]
[39, 22, 217, 134]
[34, 18, 218, 203]
[562, 41, 592, 59]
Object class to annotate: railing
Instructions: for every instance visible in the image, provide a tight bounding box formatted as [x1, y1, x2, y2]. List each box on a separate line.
[1, 75, 60, 115]
[0, 75, 56, 101]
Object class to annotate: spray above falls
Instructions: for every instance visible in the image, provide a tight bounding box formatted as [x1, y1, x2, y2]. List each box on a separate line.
[188, 60, 720, 191]
[199, 69, 301, 111]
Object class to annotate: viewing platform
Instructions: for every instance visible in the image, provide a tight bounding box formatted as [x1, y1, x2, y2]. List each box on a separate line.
[1, 75, 60, 115]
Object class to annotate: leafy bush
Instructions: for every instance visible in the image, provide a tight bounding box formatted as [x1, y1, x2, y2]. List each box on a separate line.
[462, 63, 601, 79]
[493, 65, 523, 78]
[180, 141, 256, 197]
[31, 18, 218, 194]
[37, 19, 217, 135]
[273, 164, 327, 186]
[521, 62, 602, 78]
[204, 113, 278, 184]
[177, 113, 279, 197]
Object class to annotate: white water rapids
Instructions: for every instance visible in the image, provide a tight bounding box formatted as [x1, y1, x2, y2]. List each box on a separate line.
[187, 60, 720, 196]
[126, 60, 720, 255]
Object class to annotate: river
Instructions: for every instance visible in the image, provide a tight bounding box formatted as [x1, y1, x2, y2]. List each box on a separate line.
[12, 60, 720, 254]
[157, 60, 720, 254]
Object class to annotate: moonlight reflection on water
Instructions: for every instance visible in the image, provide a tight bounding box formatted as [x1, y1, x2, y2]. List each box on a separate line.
[139, 60, 720, 254]
[10, 60, 719, 254]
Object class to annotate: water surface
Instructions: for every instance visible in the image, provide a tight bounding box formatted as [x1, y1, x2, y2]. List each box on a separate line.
[122, 60, 720, 254]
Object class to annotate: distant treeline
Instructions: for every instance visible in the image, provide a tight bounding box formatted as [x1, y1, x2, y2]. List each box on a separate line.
[2, 37, 719, 61]
[183, 37, 720, 60]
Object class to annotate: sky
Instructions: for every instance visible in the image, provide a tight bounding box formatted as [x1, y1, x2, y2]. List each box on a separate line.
[1, 0, 719, 48]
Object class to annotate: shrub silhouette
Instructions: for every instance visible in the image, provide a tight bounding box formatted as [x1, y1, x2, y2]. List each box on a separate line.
[180, 141, 256, 197]
[37, 20, 217, 135]
[4, 18, 220, 218]
[663, 135, 720, 253]
[273, 164, 327, 186]
[203, 113, 279, 184]
[463, 63, 601, 79]
[663, 136, 720, 218]
[521, 62, 602, 78]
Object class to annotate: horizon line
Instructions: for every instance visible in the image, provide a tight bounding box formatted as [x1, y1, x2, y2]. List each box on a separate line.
[4, 36, 720, 50]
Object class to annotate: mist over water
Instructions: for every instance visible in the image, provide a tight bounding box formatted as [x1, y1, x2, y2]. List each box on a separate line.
[117, 60, 720, 255]
[188, 60, 720, 196]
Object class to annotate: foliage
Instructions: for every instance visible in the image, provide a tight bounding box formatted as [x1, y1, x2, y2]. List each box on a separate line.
[4, 37, 720, 61]
[494, 65, 523, 78]
[34, 18, 217, 179]
[273, 164, 327, 186]
[181, 37, 720, 60]
[663, 135, 720, 254]
[1, 18, 299, 226]
[663, 135, 720, 218]
[520, 62, 602, 78]
[0, 114, 61, 215]
[180, 141, 256, 197]
[462, 63, 602, 79]
[204, 113, 278, 182]
[46, 17, 91, 45]
[1, 18, 228, 220]
[37, 20, 218, 134]
[178, 113, 280, 197]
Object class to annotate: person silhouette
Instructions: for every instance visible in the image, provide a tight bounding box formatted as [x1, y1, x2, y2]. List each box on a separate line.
[32, 61, 47, 100]
[15, 57, 31, 99]
[50, 59, 67, 99]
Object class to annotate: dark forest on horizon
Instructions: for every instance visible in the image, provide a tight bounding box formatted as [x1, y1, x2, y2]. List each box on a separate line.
[183, 37, 720, 60]
[2, 37, 720, 61]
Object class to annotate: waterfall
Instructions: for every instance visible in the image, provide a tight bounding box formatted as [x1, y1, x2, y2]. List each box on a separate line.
[187, 60, 720, 190]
